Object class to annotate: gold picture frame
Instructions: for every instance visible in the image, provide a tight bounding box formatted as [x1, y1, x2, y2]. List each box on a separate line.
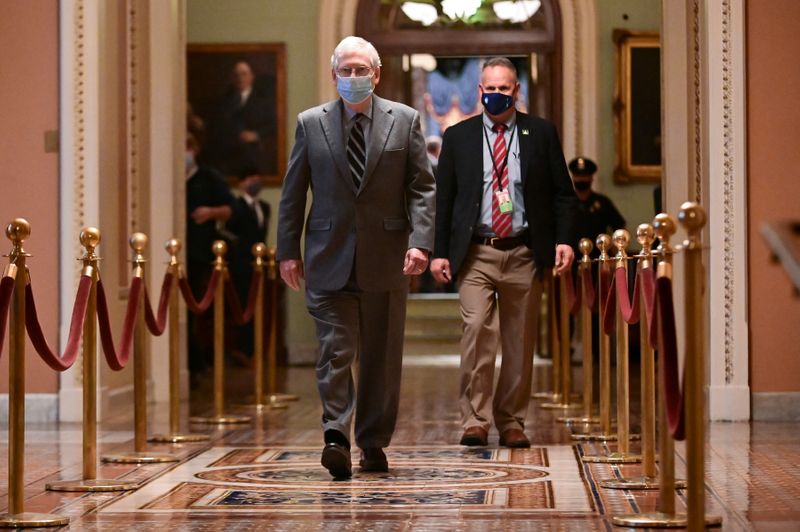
[613, 30, 661, 183]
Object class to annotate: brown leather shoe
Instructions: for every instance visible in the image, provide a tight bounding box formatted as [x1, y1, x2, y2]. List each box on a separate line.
[460, 426, 489, 446]
[499, 428, 530, 448]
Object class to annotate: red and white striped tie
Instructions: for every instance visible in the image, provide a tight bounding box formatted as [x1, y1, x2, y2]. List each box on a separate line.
[491, 123, 512, 238]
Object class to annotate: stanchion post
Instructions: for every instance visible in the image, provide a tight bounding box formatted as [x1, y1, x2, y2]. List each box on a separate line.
[103, 234, 177, 463]
[0, 219, 70, 527]
[47, 228, 137, 493]
[532, 273, 558, 400]
[638, 224, 657, 479]
[150, 239, 210, 443]
[265, 246, 298, 404]
[190, 241, 250, 424]
[680, 203, 721, 530]
[541, 268, 581, 411]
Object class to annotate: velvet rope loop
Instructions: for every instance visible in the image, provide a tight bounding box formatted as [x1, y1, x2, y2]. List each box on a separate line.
[0, 276, 17, 363]
[638, 268, 659, 349]
[601, 269, 616, 335]
[96, 278, 143, 371]
[179, 269, 221, 314]
[143, 272, 174, 336]
[614, 266, 641, 325]
[25, 275, 92, 371]
[563, 269, 581, 315]
[656, 276, 686, 441]
[225, 270, 262, 326]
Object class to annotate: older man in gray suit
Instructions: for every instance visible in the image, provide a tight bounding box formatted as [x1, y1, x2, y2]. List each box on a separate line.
[277, 36, 435, 479]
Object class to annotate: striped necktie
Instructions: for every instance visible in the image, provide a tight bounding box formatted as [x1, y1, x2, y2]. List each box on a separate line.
[491, 122, 512, 238]
[347, 114, 366, 189]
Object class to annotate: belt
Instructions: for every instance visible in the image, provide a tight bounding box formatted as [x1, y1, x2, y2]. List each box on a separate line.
[472, 235, 526, 251]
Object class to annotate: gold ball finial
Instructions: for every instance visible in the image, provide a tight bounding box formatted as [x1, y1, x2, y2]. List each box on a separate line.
[129, 232, 148, 253]
[678, 201, 707, 234]
[79, 227, 101, 250]
[579, 238, 593, 257]
[6, 218, 31, 244]
[653, 213, 677, 242]
[612, 228, 630, 252]
[636, 223, 655, 250]
[212, 240, 228, 257]
[165, 238, 182, 256]
[596, 233, 612, 253]
[252, 242, 267, 258]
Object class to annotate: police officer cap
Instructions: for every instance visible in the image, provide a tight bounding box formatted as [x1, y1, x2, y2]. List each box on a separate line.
[568, 157, 597, 176]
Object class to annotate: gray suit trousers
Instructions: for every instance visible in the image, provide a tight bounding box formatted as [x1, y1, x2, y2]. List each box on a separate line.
[306, 282, 408, 449]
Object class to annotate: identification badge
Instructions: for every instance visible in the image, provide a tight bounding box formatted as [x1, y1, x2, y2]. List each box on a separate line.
[495, 189, 513, 214]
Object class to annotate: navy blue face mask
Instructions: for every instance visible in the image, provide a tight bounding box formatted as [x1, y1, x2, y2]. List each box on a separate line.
[482, 92, 514, 116]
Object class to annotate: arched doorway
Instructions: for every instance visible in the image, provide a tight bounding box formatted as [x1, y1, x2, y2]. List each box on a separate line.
[354, 0, 562, 132]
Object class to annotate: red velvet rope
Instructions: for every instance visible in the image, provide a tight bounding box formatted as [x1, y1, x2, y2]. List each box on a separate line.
[656, 276, 686, 440]
[143, 272, 174, 336]
[0, 276, 16, 363]
[581, 267, 596, 312]
[179, 269, 221, 314]
[602, 271, 616, 335]
[25, 275, 92, 371]
[638, 268, 659, 349]
[224, 270, 261, 326]
[614, 266, 641, 325]
[563, 269, 581, 315]
[96, 278, 142, 371]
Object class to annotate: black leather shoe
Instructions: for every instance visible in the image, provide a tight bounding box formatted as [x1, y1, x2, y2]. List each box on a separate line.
[359, 448, 388, 472]
[321, 443, 352, 479]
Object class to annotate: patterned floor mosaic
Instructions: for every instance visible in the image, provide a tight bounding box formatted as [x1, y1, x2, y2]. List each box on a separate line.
[100, 445, 595, 515]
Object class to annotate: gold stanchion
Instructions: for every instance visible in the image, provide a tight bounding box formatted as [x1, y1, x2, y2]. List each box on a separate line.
[612, 213, 690, 526]
[150, 239, 210, 443]
[559, 239, 600, 425]
[583, 230, 640, 464]
[47, 228, 138, 492]
[0, 219, 69, 527]
[190, 241, 251, 424]
[240, 244, 286, 410]
[532, 273, 559, 400]
[574, 234, 618, 442]
[103, 234, 178, 463]
[541, 267, 581, 411]
[264, 247, 298, 404]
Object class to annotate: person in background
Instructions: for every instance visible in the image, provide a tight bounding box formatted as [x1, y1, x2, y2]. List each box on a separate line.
[226, 164, 271, 365]
[569, 156, 626, 249]
[431, 57, 577, 449]
[185, 133, 235, 382]
[276, 36, 435, 479]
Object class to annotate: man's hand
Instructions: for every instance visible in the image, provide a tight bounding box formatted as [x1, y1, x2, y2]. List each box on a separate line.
[554, 244, 575, 274]
[190, 206, 213, 225]
[240, 129, 259, 143]
[280, 259, 305, 291]
[403, 248, 429, 276]
[430, 258, 452, 284]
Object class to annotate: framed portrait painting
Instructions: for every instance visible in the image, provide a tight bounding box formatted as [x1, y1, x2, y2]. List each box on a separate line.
[187, 43, 286, 186]
[612, 30, 661, 183]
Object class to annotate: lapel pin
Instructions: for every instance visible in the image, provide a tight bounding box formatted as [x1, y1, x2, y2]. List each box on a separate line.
[521, 128, 530, 135]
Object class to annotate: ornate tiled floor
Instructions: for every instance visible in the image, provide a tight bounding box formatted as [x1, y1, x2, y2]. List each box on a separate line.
[0, 359, 799, 530]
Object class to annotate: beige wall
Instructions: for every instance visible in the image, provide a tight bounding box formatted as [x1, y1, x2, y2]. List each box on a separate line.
[596, 0, 661, 231]
[0, 1, 60, 394]
[188, 0, 322, 362]
[746, 0, 800, 393]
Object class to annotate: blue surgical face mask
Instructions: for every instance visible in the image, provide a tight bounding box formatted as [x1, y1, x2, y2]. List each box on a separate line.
[185, 151, 196, 173]
[337, 75, 374, 104]
[482, 92, 514, 116]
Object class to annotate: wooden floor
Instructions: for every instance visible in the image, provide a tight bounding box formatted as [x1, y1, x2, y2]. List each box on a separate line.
[1, 355, 799, 530]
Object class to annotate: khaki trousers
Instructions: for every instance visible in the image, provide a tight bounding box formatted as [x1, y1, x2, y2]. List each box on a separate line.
[458, 243, 542, 432]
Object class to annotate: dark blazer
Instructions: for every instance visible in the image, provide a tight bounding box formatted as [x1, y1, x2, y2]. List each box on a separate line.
[276, 96, 436, 292]
[434, 112, 577, 277]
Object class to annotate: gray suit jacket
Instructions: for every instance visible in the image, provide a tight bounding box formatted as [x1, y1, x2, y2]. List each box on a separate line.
[277, 95, 436, 292]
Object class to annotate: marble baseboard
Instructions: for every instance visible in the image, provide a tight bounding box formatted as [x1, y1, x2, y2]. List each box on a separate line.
[752, 392, 800, 421]
[0, 393, 58, 424]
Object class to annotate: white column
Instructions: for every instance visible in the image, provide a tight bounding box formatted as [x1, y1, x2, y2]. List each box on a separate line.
[59, 0, 105, 422]
[704, 0, 749, 420]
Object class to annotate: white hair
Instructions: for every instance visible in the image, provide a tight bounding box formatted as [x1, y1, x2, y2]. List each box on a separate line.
[331, 36, 382, 69]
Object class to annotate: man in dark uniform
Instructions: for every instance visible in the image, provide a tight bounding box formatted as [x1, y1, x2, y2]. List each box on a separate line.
[569, 157, 626, 248]
[186, 134, 235, 380]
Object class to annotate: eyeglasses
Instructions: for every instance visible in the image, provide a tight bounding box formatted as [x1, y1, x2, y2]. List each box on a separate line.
[336, 65, 374, 77]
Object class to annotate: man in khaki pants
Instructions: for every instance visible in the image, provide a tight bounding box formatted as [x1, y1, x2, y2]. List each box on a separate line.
[431, 58, 576, 448]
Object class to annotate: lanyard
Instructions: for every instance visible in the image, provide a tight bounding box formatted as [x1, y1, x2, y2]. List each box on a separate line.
[483, 123, 516, 189]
